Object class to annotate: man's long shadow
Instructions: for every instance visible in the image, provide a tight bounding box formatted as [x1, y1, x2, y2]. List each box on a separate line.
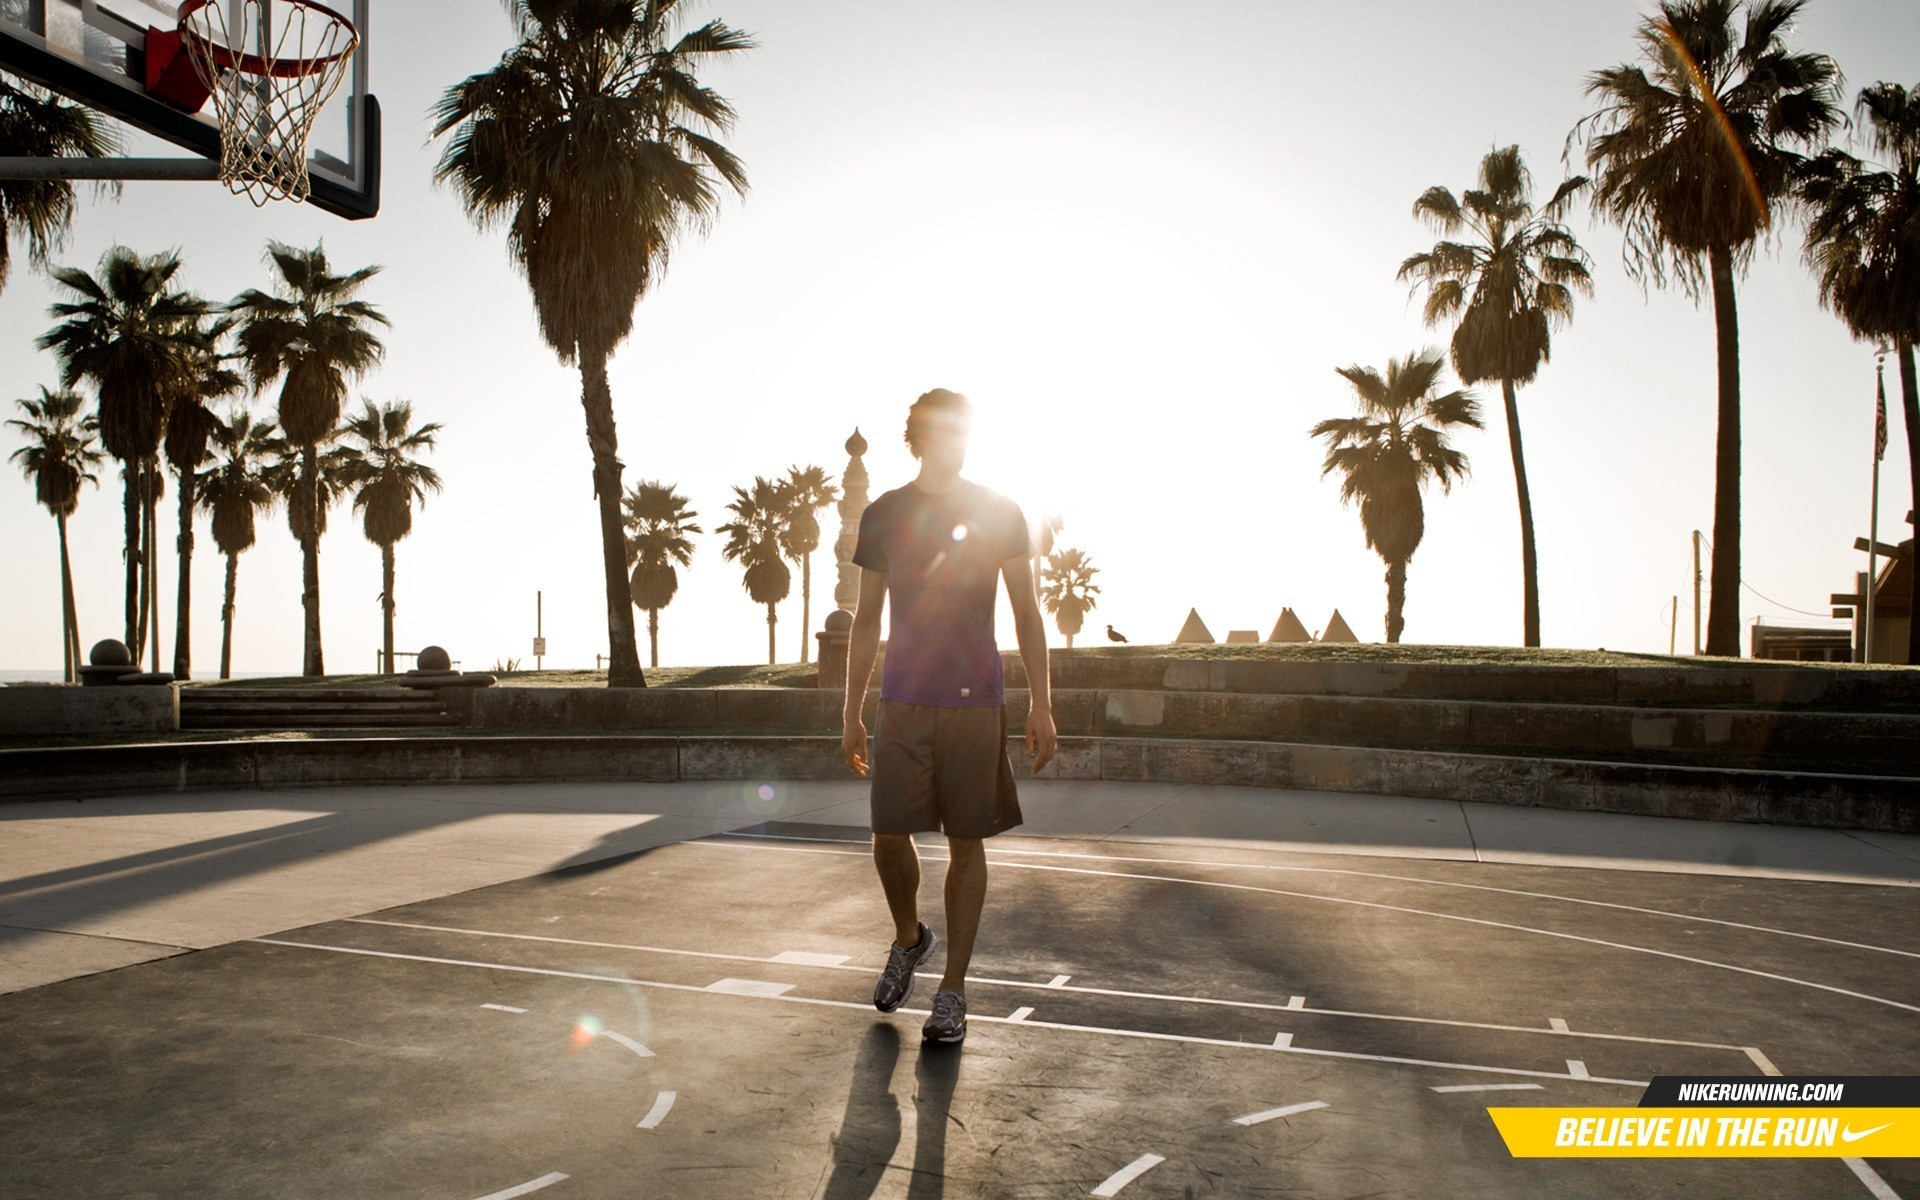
[820, 1022, 964, 1200]
[821, 1023, 902, 1200]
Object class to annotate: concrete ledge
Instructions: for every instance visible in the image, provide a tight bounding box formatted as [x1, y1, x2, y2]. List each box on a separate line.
[2, 733, 1910, 833]
[0, 684, 177, 737]
[1009, 656, 1920, 708]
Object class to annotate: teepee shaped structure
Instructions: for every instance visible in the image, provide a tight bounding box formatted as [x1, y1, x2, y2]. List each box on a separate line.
[1321, 609, 1358, 643]
[1268, 608, 1311, 643]
[1174, 608, 1215, 644]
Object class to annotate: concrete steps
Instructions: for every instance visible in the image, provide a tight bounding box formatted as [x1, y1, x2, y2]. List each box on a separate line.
[178, 687, 457, 732]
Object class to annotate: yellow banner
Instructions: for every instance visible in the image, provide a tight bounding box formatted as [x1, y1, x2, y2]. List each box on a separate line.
[1489, 1108, 1920, 1157]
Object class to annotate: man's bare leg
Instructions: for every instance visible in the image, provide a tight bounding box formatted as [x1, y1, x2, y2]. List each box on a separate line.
[939, 837, 986, 995]
[873, 833, 923, 947]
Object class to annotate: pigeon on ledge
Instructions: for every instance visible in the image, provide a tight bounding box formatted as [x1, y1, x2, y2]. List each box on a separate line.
[1106, 625, 1128, 643]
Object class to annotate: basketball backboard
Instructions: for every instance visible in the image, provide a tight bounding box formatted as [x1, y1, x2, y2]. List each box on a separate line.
[0, 0, 378, 219]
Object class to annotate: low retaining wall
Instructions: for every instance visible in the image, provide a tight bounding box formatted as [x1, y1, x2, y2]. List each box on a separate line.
[460, 688, 1917, 776]
[2, 734, 1911, 833]
[1013, 656, 1920, 708]
[0, 684, 176, 738]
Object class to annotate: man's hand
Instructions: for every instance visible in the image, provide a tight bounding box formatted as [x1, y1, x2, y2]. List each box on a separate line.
[843, 718, 869, 778]
[1025, 705, 1057, 773]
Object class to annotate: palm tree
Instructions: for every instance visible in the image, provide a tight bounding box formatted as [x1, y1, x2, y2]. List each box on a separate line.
[431, 0, 754, 689]
[38, 246, 212, 667]
[623, 480, 701, 669]
[0, 76, 117, 296]
[777, 464, 838, 664]
[163, 317, 243, 679]
[719, 476, 791, 666]
[261, 431, 356, 669]
[1398, 146, 1592, 648]
[1575, 0, 1840, 656]
[1312, 352, 1483, 644]
[337, 400, 444, 674]
[1802, 82, 1920, 661]
[7, 387, 103, 680]
[1038, 547, 1101, 649]
[196, 408, 277, 680]
[228, 243, 388, 676]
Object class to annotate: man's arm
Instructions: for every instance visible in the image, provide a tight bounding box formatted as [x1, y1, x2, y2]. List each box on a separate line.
[841, 567, 887, 776]
[1002, 555, 1057, 772]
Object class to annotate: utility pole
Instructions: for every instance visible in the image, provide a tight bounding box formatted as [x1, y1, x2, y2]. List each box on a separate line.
[1691, 531, 1703, 656]
[1669, 596, 1678, 657]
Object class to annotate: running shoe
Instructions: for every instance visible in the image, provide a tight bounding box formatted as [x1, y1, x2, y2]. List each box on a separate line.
[922, 989, 967, 1044]
[873, 922, 936, 1012]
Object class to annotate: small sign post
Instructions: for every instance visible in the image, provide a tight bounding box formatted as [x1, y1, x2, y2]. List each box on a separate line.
[534, 591, 544, 671]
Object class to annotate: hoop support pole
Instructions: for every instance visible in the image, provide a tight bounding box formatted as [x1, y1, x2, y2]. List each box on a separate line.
[0, 157, 221, 181]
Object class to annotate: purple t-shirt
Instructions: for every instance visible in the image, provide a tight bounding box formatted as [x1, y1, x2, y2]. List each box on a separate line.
[853, 480, 1030, 707]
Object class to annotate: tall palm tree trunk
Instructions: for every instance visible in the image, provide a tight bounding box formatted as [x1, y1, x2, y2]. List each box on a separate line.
[648, 608, 659, 669]
[1705, 246, 1742, 658]
[300, 445, 325, 676]
[766, 601, 777, 666]
[381, 543, 396, 675]
[580, 354, 645, 688]
[799, 554, 810, 664]
[1898, 337, 1919, 665]
[122, 466, 139, 651]
[220, 552, 238, 680]
[55, 515, 74, 681]
[144, 477, 160, 672]
[173, 471, 196, 679]
[1501, 379, 1541, 648]
[1384, 559, 1408, 644]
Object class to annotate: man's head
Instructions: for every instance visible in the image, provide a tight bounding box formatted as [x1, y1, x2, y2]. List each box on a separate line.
[904, 388, 971, 472]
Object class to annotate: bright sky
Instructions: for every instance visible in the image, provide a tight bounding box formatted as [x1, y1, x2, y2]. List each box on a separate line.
[3, 0, 1918, 675]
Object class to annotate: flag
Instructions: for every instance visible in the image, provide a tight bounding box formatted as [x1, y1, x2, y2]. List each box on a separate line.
[1876, 365, 1888, 462]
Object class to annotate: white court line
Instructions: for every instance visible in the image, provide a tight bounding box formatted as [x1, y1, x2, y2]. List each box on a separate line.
[1008, 1006, 1035, 1022]
[1566, 1060, 1590, 1080]
[705, 978, 794, 998]
[1272, 1032, 1293, 1049]
[1287, 996, 1306, 1009]
[1432, 1083, 1544, 1094]
[1091, 1153, 1165, 1196]
[770, 951, 849, 967]
[1234, 1100, 1328, 1126]
[1843, 1156, 1904, 1200]
[1745, 1046, 1782, 1076]
[598, 1030, 654, 1059]
[342, 916, 1748, 1053]
[711, 831, 1920, 957]
[472, 1173, 568, 1200]
[689, 839, 1920, 1016]
[637, 1091, 676, 1130]
[481, 1004, 527, 1014]
[250, 939, 1647, 1086]
[1549, 1018, 1569, 1033]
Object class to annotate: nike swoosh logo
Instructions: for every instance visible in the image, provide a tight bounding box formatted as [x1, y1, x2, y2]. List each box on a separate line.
[1841, 1123, 1893, 1143]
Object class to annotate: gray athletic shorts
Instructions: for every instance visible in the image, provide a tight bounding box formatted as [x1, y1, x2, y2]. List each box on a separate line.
[870, 699, 1023, 840]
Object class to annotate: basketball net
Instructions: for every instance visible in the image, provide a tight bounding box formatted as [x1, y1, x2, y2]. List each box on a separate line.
[179, 0, 358, 206]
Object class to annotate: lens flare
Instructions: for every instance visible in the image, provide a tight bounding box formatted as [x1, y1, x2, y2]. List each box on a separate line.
[952, 524, 968, 541]
[1655, 18, 1767, 229]
[757, 783, 776, 802]
[572, 1014, 603, 1050]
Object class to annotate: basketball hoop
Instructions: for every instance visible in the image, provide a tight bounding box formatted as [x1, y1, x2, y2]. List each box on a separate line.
[172, 0, 358, 206]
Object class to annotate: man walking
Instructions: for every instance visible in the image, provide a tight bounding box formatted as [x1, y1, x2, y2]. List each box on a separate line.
[842, 388, 1057, 1046]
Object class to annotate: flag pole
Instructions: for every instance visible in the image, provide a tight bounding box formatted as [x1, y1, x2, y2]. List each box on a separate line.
[1865, 354, 1886, 663]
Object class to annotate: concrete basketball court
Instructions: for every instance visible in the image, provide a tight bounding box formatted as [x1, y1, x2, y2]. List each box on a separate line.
[2, 779, 1917, 1199]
